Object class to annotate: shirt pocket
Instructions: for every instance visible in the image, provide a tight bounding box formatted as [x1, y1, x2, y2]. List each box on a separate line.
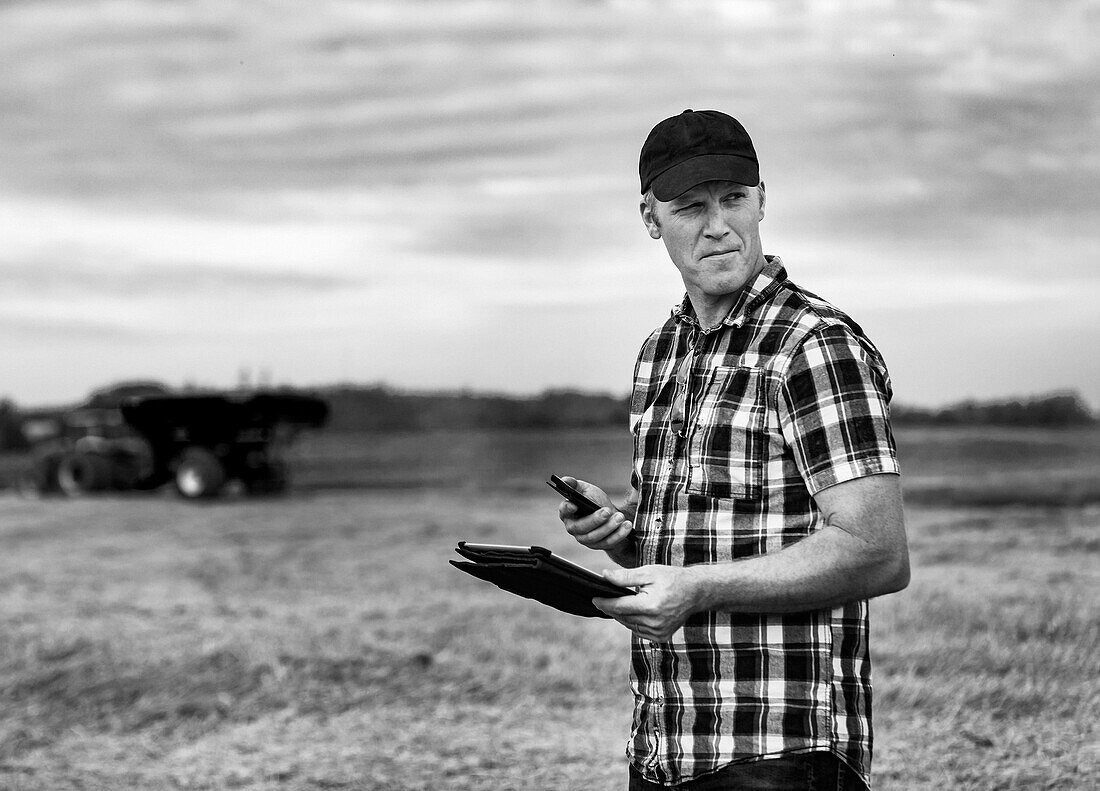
[686, 366, 767, 501]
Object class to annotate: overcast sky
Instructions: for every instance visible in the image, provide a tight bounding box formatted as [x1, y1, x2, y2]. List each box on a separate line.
[2, 0, 1098, 408]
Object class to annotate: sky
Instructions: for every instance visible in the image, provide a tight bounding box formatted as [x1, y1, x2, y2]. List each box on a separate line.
[2, 0, 1098, 409]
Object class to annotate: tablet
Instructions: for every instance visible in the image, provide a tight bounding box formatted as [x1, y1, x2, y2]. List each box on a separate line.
[451, 541, 634, 618]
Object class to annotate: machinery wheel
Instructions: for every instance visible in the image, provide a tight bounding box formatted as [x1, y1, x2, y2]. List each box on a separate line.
[56, 453, 112, 496]
[174, 447, 225, 499]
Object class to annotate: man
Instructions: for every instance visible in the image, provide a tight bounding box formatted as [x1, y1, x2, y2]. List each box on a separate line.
[557, 109, 909, 790]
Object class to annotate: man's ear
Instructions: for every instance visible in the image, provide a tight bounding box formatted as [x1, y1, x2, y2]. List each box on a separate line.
[757, 181, 766, 220]
[640, 199, 661, 239]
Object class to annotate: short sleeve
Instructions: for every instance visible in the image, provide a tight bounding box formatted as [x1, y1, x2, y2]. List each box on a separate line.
[778, 323, 900, 494]
[628, 329, 662, 492]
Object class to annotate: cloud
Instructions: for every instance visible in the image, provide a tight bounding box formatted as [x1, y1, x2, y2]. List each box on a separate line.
[0, 194, 371, 273]
[0, 258, 353, 300]
[0, 315, 152, 343]
[1, 0, 1098, 405]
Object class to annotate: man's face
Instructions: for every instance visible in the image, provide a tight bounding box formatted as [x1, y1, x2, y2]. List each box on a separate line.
[642, 180, 767, 307]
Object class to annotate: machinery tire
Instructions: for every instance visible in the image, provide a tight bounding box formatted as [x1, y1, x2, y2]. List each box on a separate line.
[107, 452, 142, 490]
[56, 453, 112, 496]
[174, 447, 225, 499]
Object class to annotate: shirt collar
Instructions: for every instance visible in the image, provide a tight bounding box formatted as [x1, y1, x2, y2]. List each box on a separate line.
[672, 255, 787, 331]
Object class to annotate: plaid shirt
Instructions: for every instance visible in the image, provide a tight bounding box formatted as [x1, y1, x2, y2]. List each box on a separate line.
[627, 256, 899, 787]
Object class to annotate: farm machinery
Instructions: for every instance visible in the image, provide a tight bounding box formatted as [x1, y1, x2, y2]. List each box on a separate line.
[18, 382, 329, 499]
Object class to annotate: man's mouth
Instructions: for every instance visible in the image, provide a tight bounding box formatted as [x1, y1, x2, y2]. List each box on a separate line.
[702, 248, 739, 259]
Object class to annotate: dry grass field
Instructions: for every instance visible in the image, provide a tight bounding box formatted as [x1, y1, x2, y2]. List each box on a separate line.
[0, 427, 1097, 790]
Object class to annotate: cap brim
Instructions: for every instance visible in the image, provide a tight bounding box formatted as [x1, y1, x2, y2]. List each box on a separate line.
[649, 154, 760, 201]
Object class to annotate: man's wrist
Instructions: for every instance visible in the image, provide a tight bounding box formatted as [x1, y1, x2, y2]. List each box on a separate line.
[605, 537, 639, 568]
[681, 564, 716, 614]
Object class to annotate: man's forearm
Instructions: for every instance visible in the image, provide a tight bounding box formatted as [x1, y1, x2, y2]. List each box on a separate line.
[596, 522, 908, 642]
[597, 474, 909, 637]
[684, 522, 909, 614]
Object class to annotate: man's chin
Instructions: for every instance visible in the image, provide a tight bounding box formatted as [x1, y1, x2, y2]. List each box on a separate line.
[698, 270, 760, 297]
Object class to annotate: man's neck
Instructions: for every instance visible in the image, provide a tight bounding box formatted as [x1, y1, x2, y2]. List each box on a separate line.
[688, 293, 741, 331]
[684, 255, 770, 330]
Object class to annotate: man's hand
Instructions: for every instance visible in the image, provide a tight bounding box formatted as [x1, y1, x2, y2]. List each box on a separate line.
[557, 477, 634, 552]
[593, 565, 702, 643]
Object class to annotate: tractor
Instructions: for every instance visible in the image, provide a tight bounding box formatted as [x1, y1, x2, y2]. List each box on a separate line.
[18, 382, 329, 499]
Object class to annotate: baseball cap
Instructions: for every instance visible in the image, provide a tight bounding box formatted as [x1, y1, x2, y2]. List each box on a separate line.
[639, 109, 759, 201]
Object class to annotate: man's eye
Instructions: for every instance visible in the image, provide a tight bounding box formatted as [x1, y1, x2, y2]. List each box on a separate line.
[675, 203, 702, 213]
[723, 192, 746, 203]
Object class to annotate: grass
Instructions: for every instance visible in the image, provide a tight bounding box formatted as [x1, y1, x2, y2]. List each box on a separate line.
[873, 506, 1100, 789]
[0, 490, 632, 790]
[0, 428, 1098, 789]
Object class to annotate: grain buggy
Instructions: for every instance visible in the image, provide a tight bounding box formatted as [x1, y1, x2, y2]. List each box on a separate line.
[18, 383, 329, 499]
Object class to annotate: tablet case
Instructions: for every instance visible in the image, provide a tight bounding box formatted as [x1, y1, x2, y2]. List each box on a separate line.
[450, 542, 634, 619]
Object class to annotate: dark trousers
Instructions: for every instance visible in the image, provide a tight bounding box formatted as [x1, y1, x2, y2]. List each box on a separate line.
[628, 751, 866, 791]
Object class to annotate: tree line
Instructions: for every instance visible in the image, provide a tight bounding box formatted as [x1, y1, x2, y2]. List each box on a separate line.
[0, 387, 1095, 452]
[321, 387, 1098, 431]
[890, 391, 1096, 427]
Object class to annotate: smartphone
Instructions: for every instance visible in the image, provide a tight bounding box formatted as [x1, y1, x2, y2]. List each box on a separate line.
[546, 474, 602, 518]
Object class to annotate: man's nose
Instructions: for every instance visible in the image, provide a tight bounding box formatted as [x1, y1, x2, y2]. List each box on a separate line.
[702, 202, 731, 238]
